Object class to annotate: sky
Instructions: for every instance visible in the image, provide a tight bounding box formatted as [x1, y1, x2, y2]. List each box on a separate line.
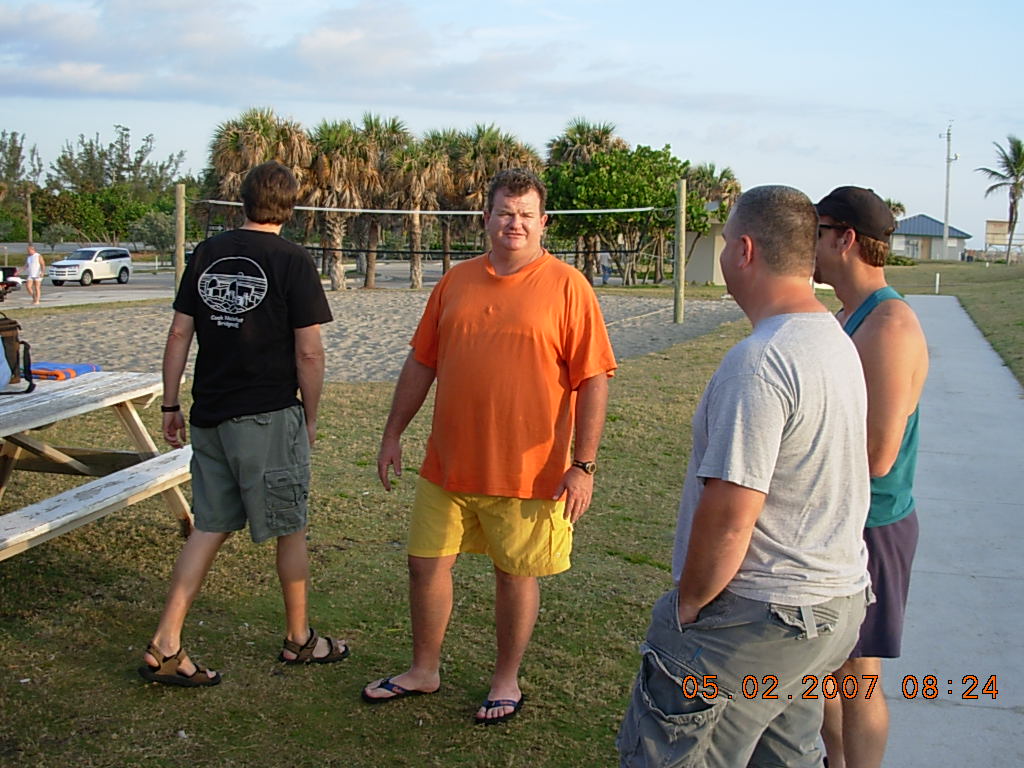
[1, 0, 1021, 248]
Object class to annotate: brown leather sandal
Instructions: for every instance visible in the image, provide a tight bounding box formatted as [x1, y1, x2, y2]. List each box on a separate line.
[278, 626, 350, 665]
[138, 643, 222, 687]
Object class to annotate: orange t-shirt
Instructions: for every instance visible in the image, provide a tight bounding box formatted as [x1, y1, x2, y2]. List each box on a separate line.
[411, 252, 617, 499]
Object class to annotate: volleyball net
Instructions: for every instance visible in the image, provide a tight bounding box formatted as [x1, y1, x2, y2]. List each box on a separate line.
[192, 199, 678, 285]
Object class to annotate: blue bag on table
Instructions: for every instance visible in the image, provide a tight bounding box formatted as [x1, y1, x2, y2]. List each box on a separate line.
[30, 362, 102, 381]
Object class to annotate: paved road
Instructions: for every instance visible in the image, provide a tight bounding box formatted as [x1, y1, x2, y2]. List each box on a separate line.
[0, 260, 473, 310]
[885, 295, 1023, 766]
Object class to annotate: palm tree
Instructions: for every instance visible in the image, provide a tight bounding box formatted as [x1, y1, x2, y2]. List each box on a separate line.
[686, 163, 741, 209]
[209, 108, 313, 205]
[392, 137, 446, 289]
[684, 162, 742, 262]
[421, 128, 464, 274]
[546, 117, 628, 167]
[308, 120, 367, 289]
[977, 135, 1024, 264]
[356, 114, 411, 288]
[884, 198, 906, 219]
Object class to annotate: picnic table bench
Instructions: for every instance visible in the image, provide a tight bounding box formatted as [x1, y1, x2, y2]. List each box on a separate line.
[0, 371, 193, 561]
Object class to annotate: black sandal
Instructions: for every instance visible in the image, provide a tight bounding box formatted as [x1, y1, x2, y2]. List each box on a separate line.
[138, 643, 221, 687]
[278, 627, 350, 665]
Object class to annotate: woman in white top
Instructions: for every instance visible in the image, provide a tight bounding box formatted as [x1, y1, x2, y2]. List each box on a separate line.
[21, 245, 42, 304]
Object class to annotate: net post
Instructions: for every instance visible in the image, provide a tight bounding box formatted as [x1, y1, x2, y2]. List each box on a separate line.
[674, 179, 686, 323]
[174, 183, 186, 291]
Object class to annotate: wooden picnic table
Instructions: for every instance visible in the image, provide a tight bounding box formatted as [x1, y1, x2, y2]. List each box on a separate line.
[0, 371, 193, 560]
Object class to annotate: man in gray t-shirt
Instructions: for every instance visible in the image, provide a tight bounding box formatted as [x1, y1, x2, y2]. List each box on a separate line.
[673, 312, 870, 603]
[619, 186, 872, 768]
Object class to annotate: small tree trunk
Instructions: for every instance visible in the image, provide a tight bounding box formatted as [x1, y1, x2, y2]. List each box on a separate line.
[409, 208, 423, 289]
[622, 255, 634, 286]
[654, 235, 665, 283]
[584, 235, 599, 285]
[575, 236, 584, 270]
[364, 220, 379, 288]
[441, 218, 452, 274]
[326, 215, 348, 291]
[686, 232, 702, 264]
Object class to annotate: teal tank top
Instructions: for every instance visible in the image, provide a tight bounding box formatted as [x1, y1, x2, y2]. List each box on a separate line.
[844, 286, 919, 528]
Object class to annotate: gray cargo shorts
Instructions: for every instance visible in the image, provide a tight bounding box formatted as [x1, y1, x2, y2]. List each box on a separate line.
[617, 586, 870, 767]
[190, 405, 311, 543]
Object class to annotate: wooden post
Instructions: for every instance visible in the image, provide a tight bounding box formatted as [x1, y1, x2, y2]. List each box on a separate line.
[174, 183, 185, 290]
[674, 179, 687, 323]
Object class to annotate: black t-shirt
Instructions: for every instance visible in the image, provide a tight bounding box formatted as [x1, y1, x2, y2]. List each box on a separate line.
[174, 228, 333, 427]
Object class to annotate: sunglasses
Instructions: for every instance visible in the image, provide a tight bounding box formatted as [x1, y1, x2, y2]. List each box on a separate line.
[817, 224, 849, 239]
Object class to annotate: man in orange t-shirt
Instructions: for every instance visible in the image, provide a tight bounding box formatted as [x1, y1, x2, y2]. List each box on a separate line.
[362, 168, 617, 724]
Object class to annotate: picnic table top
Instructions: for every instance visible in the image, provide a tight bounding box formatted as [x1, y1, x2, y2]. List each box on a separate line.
[0, 371, 162, 438]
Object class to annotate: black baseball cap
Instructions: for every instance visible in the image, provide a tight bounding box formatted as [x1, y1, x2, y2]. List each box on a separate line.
[816, 186, 896, 242]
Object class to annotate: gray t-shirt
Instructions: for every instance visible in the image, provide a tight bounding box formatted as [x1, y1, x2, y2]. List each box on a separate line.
[672, 312, 870, 606]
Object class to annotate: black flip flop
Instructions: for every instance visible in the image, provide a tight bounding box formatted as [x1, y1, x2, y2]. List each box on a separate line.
[361, 676, 439, 704]
[474, 694, 525, 725]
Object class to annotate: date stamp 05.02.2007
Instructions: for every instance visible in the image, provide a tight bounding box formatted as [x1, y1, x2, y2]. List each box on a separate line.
[675, 674, 999, 701]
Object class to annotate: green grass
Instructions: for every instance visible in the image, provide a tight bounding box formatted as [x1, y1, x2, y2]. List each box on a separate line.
[598, 282, 729, 301]
[883, 261, 1024, 383]
[0, 322, 748, 768]
[0, 262, 1020, 766]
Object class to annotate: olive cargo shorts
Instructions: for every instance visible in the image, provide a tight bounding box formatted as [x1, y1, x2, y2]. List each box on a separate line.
[190, 405, 310, 543]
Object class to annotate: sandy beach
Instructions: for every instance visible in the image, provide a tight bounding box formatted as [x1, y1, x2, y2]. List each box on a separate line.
[8, 290, 743, 382]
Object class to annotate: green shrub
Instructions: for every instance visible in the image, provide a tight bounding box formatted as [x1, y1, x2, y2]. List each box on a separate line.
[886, 254, 917, 266]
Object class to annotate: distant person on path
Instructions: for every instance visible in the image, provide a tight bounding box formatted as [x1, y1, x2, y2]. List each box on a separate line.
[599, 251, 612, 285]
[617, 186, 872, 767]
[138, 161, 346, 687]
[20, 245, 43, 304]
[362, 168, 617, 724]
[815, 186, 928, 768]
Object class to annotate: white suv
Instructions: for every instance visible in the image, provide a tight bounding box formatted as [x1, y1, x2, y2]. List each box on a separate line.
[49, 247, 133, 286]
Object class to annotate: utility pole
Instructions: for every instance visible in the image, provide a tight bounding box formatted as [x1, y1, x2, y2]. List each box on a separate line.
[941, 122, 958, 260]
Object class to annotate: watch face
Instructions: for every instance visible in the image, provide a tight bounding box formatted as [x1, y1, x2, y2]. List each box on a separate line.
[574, 460, 597, 475]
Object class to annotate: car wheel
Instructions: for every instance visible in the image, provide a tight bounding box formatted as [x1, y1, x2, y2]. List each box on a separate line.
[51, 279, 64, 286]
[80, 270, 93, 286]
[117, 267, 130, 284]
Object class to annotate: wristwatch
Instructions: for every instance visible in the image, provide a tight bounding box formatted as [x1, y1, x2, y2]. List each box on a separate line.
[571, 459, 597, 475]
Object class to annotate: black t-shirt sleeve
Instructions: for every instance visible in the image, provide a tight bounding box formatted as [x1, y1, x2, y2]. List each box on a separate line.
[172, 257, 199, 316]
[288, 251, 333, 328]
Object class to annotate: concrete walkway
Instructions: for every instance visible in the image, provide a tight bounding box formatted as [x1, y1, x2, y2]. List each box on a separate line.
[885, 295, 1023, 766]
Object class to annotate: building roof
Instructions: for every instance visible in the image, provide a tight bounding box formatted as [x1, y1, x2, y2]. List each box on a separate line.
[895, 214, 971, 239]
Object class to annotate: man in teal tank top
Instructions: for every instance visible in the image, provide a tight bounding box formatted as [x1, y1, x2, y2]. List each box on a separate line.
[814, 186, 929, 768]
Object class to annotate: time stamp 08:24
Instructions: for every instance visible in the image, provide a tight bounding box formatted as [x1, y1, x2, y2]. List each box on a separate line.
[675, 674, 999, 701]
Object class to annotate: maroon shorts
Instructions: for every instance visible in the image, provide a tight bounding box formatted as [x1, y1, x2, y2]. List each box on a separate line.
[850, 510, 919, 659]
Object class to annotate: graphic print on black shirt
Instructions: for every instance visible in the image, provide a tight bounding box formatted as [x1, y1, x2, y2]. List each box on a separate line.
[198, 257, 269, 327]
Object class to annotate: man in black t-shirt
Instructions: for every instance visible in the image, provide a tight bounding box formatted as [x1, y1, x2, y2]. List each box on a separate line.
[139, 162, 347, 687]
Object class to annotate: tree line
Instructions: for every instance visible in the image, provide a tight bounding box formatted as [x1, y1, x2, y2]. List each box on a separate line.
[0, 125, 198, 255]
[5, 113, 1021, 280]
[204, 110, 742, 288]
[3, 112, 741, 287]
[1, 112, 743, 287]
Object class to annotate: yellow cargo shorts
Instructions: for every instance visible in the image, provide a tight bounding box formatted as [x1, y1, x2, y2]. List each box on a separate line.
[408, 476, 572, 577]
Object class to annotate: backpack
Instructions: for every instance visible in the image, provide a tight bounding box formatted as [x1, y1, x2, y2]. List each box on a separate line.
[0, 312, 35, 394]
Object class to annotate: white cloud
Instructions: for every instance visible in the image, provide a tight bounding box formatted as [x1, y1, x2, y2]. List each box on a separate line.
[0, 1, 99, 46]
[57, 61, 142, 93]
